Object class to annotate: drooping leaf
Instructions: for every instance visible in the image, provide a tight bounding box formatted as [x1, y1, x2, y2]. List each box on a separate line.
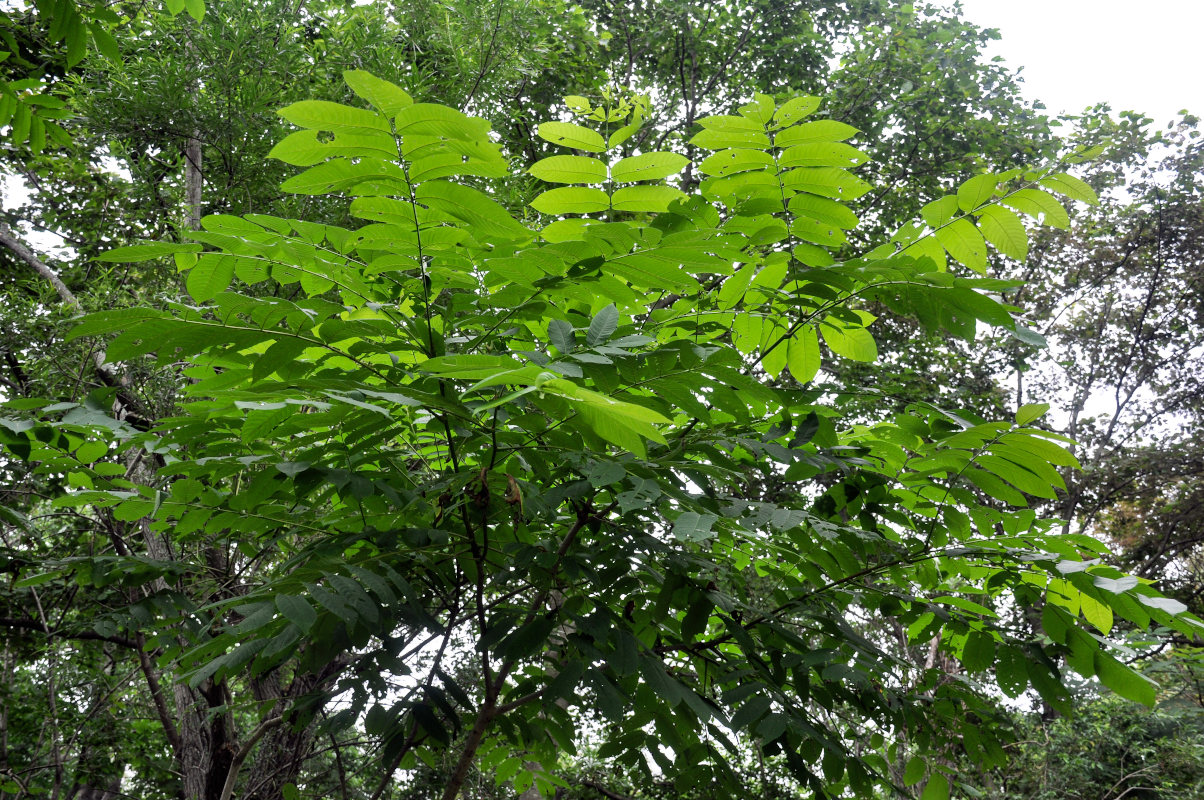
[977, 205, 1028, 260]
[935, 218, 988, 273]
[1094, 651, 1156, 706]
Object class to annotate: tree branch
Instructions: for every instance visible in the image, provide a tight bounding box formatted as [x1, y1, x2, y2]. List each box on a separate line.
[0, 223, 83, 313]
[0, 616, 136, 648]
[217, 715, 286, 800]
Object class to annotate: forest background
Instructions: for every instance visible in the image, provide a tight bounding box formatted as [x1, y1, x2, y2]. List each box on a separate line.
[0, 1, 1202, 799]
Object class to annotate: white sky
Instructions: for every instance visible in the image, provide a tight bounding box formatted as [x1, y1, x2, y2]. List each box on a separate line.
[950, 0, 1203, 126]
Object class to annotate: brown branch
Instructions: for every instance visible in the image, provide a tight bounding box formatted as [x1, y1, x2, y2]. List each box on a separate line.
[0, 224, 83, 313]
[217, 715, 286, 800]
[580, 780, 638, 800]
[439, 705, 495, 800]
[0, 616, 136, 648]
[134, 632, 183, 755]
[0, 223, 129, 389]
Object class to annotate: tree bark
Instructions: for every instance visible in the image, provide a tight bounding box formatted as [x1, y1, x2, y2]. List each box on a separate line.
[184, 135, 203, 231]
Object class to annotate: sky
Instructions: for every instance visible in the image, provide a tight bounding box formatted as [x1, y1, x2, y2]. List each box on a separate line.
[950, 0, 1204, 126]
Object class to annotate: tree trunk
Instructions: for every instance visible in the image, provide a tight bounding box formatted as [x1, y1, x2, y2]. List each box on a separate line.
[184, 135, 203, 230]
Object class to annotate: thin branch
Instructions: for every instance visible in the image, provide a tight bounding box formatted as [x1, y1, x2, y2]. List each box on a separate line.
[0, 224, 81, 312]
[134, 632, 183, 755]
[0, 617, 136, 649]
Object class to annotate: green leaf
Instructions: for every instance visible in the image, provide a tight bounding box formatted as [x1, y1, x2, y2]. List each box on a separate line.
[183, 0, 205, 21]
[786, 326, 821, 382]
[820, 323, 877, 362]
[548, 319, 575, 354]
[975, 454, 1057, 499]
[1094, 651, 1156, 706]
[961, 630, 995, 673]
[605, 248, 700, 291]
[920, 772, 950, 800]
[343, 70, 412, 117]
[586, 304, 619, 346]
[671, 512, 718, 543]
[690, 127, 771, 150]
[1015, 403, 1049, 425]
[280, 158, 407, 195]
[531, 187, 610, 215]
[790, 216, 846, 247]
[1002, 188, 1070, 229]
[268, 129, 397, 167]
[67, 309, 165, 340]
[698, 149, 775, 177]
[772, 96, 821, 127]
[537, 121, 605, 152]
[96, 242, 203, 262]
[89, 23, 121, 63]
[394, 104, 490, 141]
[696, 114, 764, 134]
[15, 571, 62, 588]
[957, 173, 998, 212]
[1008, 324, 1047, 348]
[611, 185, 685, 212]
[977, 205, 1028, 260]
[278, 100, 390, 133]
[935, 218, 988, 273]
[421, 355, 521, 379]
[730, 694, 772, 731]
[788, 193, 859, 229]
[921, 195, 959, 228]
[276, 595, 317, 632]
[610, 152, 689, 182]
[416, 181, 533, 242]
[1079, 592, 1114, 634]
[777, 141, 870, 168]
[1040, 172, 1098, 205]
[529, 155, 608, 184]
[996, 646, 1028, 698]
[74, 439, 108, 464]
[774, 120, 859, 146]
[903, 756, 926, 786]
[944, 287, 1012, 328]
[186, 257, 235, 303]
[780, 167, 872, 200]
[608, 112, 643, 149]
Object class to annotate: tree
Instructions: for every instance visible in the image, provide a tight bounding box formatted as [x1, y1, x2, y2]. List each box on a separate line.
[1013, 113, 1204, 613]
[2, 68, 1200, 800]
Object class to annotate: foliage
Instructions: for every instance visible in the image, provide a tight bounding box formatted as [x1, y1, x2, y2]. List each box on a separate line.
[0, 0, 202, 156]
[2, 68, 1201, 800]
[980, 657, 1204, 800]
[1010, 114, 1204, 614]
[3, 3, 1204, 799]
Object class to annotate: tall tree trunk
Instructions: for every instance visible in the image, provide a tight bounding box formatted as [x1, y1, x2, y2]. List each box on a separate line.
[184, 134, 203, 230]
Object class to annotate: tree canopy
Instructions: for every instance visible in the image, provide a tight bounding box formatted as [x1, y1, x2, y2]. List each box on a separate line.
[1, 3, 1202, 800]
